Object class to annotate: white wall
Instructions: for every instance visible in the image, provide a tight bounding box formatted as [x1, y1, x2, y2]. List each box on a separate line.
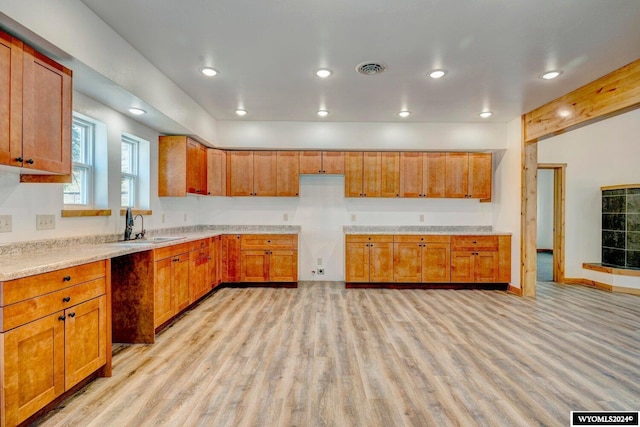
[538, 108, 640, 288]
[0, 92, 201, 244]
[537, 169, 554, 249]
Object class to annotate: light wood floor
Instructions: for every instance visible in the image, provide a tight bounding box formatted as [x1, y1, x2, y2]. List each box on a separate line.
[37, 282, 640, 427]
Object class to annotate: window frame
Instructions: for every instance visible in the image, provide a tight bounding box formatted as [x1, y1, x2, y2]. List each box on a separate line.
[121, 133, 140, 208]
[63, 115, 95, 207]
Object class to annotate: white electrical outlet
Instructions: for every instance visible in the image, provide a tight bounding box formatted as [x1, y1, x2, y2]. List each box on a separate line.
[161, 213, 166, 223]
[0, 215, 12, 233]
[317, 257, 322, 265]
[36, 214, 55, 230]
[419, 214, 425, 222]
[283, 213, 289, 221]
[351, 214, 356, 222]
[184, 213, 188, 222]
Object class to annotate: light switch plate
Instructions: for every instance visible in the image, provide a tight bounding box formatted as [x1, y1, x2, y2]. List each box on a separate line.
[419, 214, 425, 222]
[36, 214, 55, 230]
[0, 215, 12, 232]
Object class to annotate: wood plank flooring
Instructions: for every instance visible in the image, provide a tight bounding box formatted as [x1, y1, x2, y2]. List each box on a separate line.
[36, 282, 640, 427]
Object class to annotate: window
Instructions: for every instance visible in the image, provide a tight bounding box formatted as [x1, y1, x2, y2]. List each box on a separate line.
[64, 116, 95, 205]
[121, 134, 139, 207]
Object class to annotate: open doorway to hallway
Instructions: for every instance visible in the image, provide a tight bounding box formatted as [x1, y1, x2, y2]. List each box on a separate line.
[537, 164, 566, 283]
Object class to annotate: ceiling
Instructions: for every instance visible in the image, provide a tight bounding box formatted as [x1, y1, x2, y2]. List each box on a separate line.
[78, 0, 640, 124]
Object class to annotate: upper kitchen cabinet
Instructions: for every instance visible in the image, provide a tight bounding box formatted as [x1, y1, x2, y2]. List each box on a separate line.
[299, 151, 344, 174]
[399, 152, 446, 198]
[276, 151, 299, 197]
[207, 148, 226, 196]
[227, 151, 297, 197]
[445, 152, 492, 200]
[345, 152, 399, 198]
[0, 30, 72, 174]
[159, 136, 208, 197]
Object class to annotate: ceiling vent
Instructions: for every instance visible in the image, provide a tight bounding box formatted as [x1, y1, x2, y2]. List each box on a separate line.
[356, 62, 387, 75]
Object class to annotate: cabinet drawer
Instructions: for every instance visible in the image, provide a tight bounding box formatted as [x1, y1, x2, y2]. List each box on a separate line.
[345, 235, 394, 243]
[1, 278, 106, 331]
[451, 235, 498, 251]
[189, 238, 210, 252]
[240, 234, 297, 250]
[394, 235, 451, 243]
[0, 261, 106, 306]
[154, 242, 191, 260]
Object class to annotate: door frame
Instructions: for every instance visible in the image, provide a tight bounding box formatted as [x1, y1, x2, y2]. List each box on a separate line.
[537, 164, 566, 283]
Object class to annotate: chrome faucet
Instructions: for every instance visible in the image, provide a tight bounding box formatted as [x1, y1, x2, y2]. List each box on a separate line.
[134, 214, 146, 240]
[124, 207, 134, 241]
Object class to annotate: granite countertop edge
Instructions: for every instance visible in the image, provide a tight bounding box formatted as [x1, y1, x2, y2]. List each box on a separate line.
[343, 225, 512, 235]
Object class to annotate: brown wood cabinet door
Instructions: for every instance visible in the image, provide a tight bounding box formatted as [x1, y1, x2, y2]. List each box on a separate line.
[380, 152, 400, 197]
[422, 243, 451, 282]
[393, 242, 422, 282]
[0, 32, 22, 168]
[21, 45, 71, 174]
[497, 235, 512, 283]
[64, 296, 107, 389]
[468, 153, 492, 199]
[158, 136, 187, 197]
[3, 312, 65, 426]
[222, 235, 242, 282]
[369, 242, 394, 282]
[362, 152, 381, 197]
[322, 151, 345, 174]
[269, 250, 298, 282]
[186, 139, 206, 194]
[399, 152, 423, 198]
[227, 151, 254, 196]
[474, 252, 499, 282]
[154, 257, 174, 327]
[189, 251, 210, 303]
[253, 151, 277, 196]
[207, 149, 226, 196]
[299, 151, 322, 174]
[445, 153, 469, 198]
[450, 251, 474, 282]
[210, 236, 219, 288]
[173, 253, 190, 311]
[344, 152, 363, 197]
[240, 250, 269, 282]
[276, 151, 299, 196]
[425, 153, 446, 198]
[345, 242, 369, 282]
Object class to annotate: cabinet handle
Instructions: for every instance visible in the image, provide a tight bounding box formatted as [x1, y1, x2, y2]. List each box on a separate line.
[318, 170, 322, 173]
[63, 296, 71, 303]
[15, 156, 23, 163]
[26, 159, 34, 164]
[63, 275, 71, 282]
[58, 315, 66, 321]
[68, 312, 76, 318]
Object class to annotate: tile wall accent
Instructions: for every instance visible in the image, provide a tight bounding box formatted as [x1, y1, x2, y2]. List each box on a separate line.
[602, 188, 640, 269]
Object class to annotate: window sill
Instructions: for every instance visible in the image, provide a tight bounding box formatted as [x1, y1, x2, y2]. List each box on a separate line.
[61, 209, 112, 217]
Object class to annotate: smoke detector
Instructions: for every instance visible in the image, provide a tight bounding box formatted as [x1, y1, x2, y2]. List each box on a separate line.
[356, 62, 387, 75]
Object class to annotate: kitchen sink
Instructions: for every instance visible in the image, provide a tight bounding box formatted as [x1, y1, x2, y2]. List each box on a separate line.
[111, 236, 186, 244]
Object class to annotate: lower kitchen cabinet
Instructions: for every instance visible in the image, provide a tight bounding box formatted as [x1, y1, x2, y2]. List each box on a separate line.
[345, 235, 394, 282]
[222, 234, 242, 282]
[210, 235, 222, 288]
[153, 243, 190, 328]
[346, 233, 511, 286]
[189, 239, 211, 303]
[0, 261, 110, 427]
[393, 235, 450, 283]
[239, 234, 298, 283]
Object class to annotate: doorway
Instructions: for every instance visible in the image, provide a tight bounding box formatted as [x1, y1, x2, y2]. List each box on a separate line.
[536, 164, 566, 283]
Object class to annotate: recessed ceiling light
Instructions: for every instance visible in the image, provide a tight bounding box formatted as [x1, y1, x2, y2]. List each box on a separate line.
[315, 68, 332, 78]
[316, 110, 329, 117]
[128, 108, 146, 115]
[428, 69, 447, 79]
[200, 67, 218, 77]
[398, 111, 411, 118]
[235, 109, 247, 116]
[540, 70, 562, 80]
[479, 111, 492, 118]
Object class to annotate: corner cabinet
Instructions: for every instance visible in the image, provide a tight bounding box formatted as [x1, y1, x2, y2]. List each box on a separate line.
[0, 30, 72, 175]
[0, 260, 111, 427]
[159, 136, 208, 196]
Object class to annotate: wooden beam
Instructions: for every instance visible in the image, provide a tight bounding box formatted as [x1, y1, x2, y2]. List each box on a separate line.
[524, 58, 640, 142]
[521, 117, 537, 296]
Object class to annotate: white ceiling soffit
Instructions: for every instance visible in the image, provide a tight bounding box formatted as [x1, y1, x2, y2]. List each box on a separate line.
[75, 0, 640, 123]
